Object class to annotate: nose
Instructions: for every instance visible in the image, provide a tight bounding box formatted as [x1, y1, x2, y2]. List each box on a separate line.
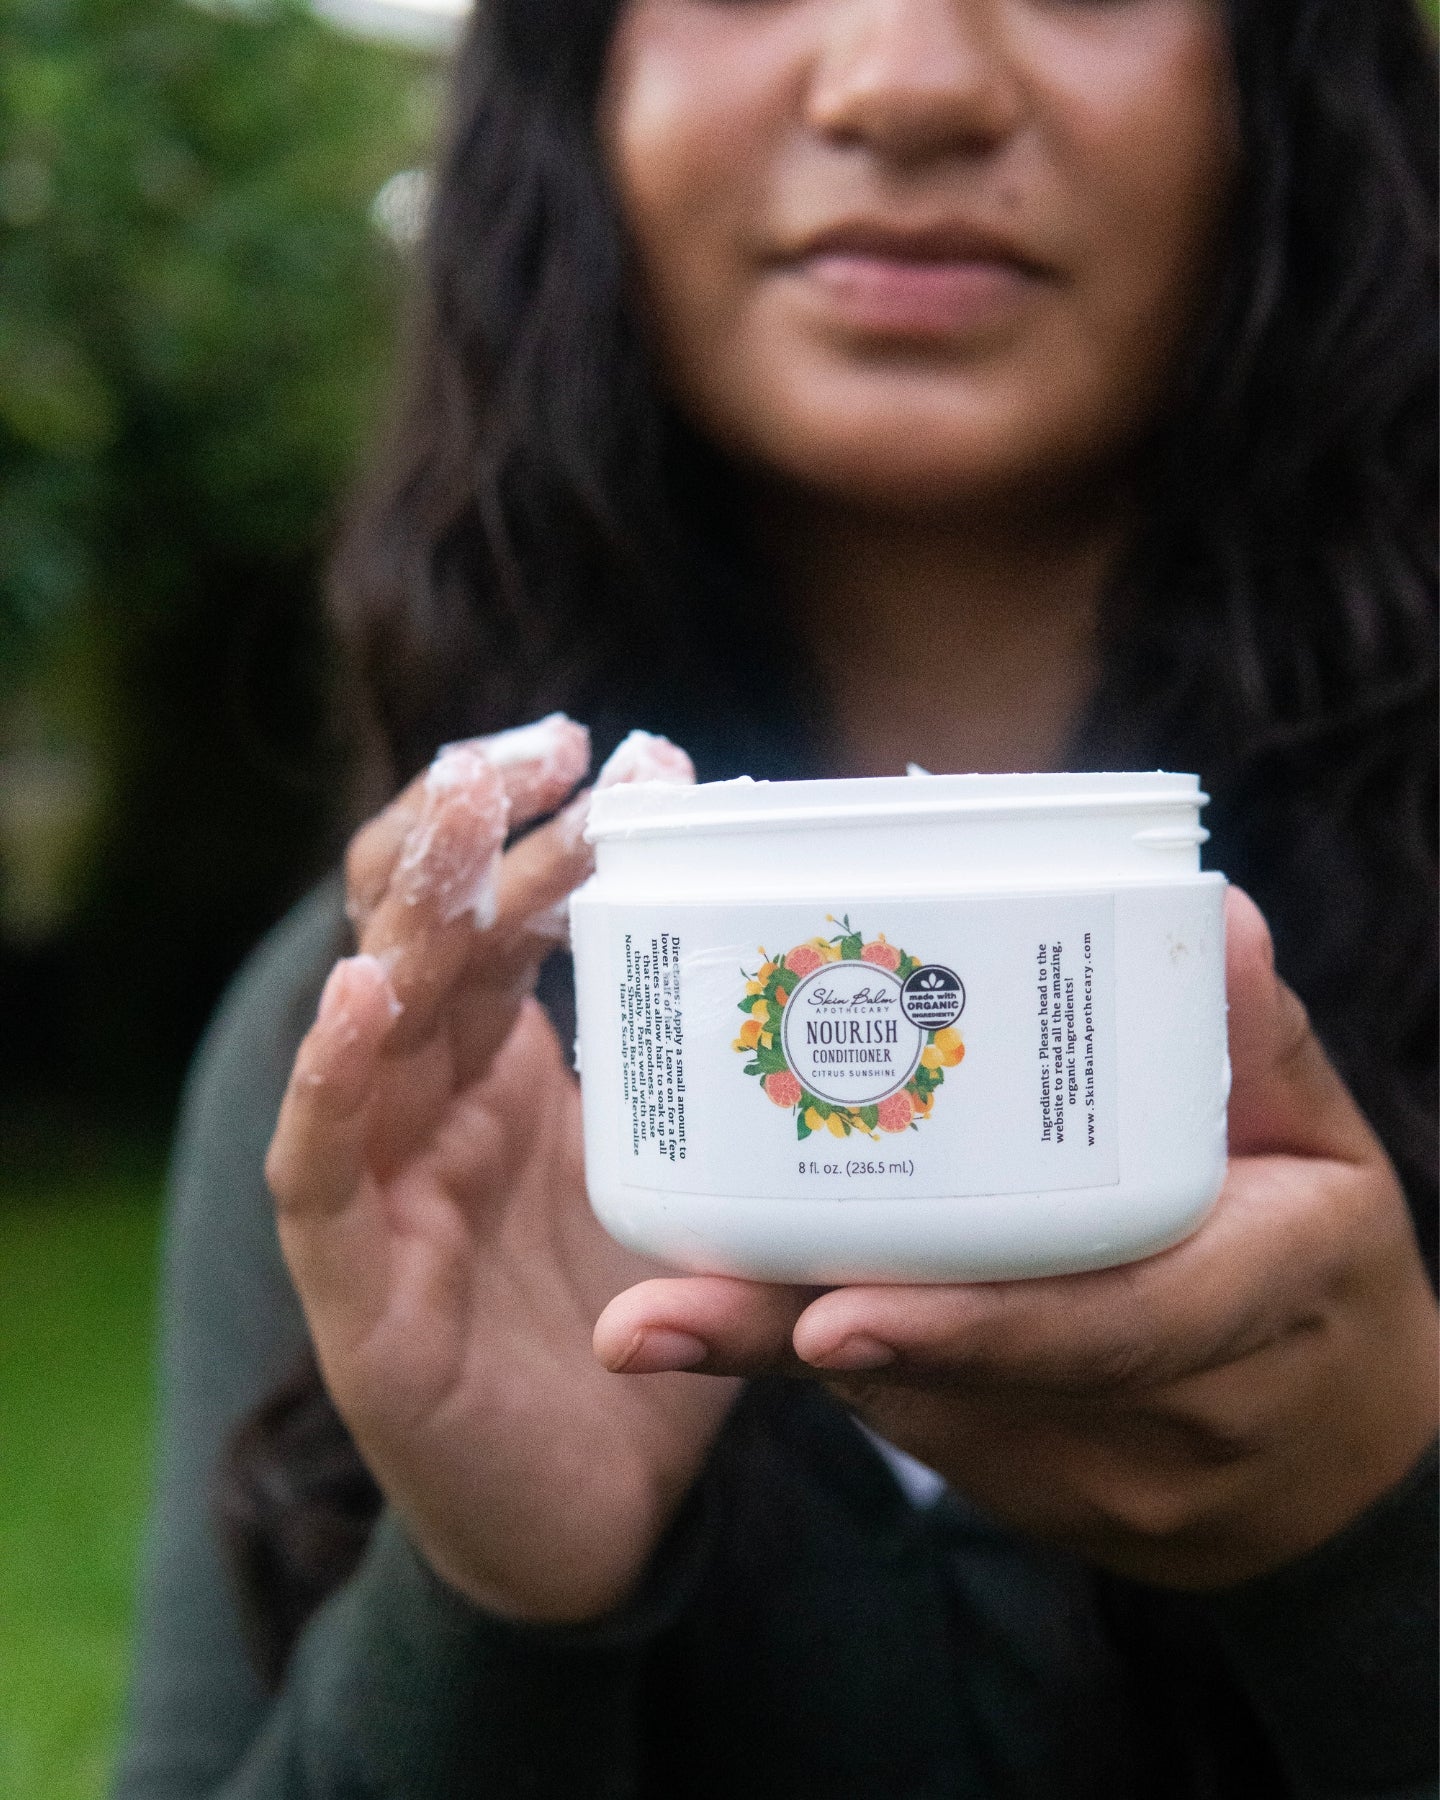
[806, 0, 1025, 164]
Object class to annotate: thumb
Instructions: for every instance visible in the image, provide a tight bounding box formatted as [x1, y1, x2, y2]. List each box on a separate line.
[1224, 886, 1373, 1164]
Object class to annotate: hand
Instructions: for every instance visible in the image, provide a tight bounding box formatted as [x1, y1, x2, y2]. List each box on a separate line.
[595, 887, 1439, 1590]
[266, 719, 740, 1622]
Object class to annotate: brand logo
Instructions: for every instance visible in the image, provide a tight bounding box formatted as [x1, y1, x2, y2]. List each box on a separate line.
[732, 915, 966, 1142]
[781, 962, 922, 1105]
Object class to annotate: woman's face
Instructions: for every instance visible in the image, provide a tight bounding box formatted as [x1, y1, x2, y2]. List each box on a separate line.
[601, 0, 1238, 511]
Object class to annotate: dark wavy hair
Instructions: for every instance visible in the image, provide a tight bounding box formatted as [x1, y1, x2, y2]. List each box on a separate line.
[219, 0, 1439, 1687]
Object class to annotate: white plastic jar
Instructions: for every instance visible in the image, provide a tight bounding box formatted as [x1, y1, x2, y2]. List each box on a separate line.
[570, 771, 1228, 1284]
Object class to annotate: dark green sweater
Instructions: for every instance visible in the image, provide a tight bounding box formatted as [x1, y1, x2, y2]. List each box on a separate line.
[110, 882, 1439, 1800]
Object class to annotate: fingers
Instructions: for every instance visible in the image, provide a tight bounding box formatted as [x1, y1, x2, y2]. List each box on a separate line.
[473, 731, 694, 953]
[486, 793, 595, 948]
[788, 1154, 1349, 1391]
[345, 715, 592, 933]
[348, 719, 694, 953]
[445, 733, 696, 1079]
[444, 800, 597, 1081]
[266, 954, 401, 1218]
[451, 727, 697, 971]
[1223, 886, 1375, 1163]
[591, 891, 1397, 1415]
[597, 1150, 1353, 1394]
[267, 953, 425, 1338]
[345, 787, 424, 927]
[594, 729, 696, 789]
[343, 717, 694, 1084]
[358, 753, 512, 1054]
[391, 745, 513, 927]
[593, 1276, 812, 1376]
[343, 717, 694, 935]
[469, 713, 595, 820]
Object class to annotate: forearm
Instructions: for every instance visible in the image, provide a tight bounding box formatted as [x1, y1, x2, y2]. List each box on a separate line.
[1192, 1440, 1439, 1800]
[211, 1498, 714, 1800]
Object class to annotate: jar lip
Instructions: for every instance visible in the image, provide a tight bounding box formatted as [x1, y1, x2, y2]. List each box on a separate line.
[586, 770, 1206, 843]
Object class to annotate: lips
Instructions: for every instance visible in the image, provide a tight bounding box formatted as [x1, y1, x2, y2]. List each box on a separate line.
[774, 219, 1052, 338]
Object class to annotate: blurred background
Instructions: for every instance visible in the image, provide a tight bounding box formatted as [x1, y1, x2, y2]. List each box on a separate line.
[2, 1, 1437, 1796]
[0, 0, 454, 1790]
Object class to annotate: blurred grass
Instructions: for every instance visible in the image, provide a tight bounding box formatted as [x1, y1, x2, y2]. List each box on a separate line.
[0, 1174, 163, 1800]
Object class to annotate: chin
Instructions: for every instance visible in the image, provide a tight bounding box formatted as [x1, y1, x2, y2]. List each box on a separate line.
[750, 414, 1068, 515]
[701, 360, 1103, 514]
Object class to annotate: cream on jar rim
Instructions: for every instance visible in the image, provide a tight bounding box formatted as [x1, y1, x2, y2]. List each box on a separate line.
[570, 771, 1229, 1284]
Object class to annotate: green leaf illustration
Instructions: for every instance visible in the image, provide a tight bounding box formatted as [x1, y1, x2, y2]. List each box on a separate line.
[859, 1105, 879, 1130]
[840, 933, 863, 959]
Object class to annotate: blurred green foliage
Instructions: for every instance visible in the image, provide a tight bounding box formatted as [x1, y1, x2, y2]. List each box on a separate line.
[0, 0, 436, 1127]
[0, 0, 432, 699]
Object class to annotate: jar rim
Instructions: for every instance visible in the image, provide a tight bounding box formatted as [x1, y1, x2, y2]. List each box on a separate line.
[586, 770, 1206, 844]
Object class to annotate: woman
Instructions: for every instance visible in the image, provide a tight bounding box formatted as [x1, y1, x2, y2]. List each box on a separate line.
[113, 1, 1437, 1795]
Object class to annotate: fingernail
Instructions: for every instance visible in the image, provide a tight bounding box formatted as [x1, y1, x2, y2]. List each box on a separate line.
[614, 1328, 709, 1374]
[321, 954, 402, 1021]
[595, 730, 695, 789]
[418, 742, 490, 801]
[476, 714, 589, 787]
[353, 954, 405, 1020]
[808, 1335, 896, 1372]
[317, 958, 351, 1016]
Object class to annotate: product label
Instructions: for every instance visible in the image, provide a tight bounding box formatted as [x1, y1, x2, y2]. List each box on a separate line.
[606, 896, 1119, 1199]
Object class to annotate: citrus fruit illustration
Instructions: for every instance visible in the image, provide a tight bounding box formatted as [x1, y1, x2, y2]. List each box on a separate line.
[782, 944, 824, 978]
[733, 916, 963, 1141]
[876, 1091, 914, 1132]
[763, 1070, 804, 1108]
